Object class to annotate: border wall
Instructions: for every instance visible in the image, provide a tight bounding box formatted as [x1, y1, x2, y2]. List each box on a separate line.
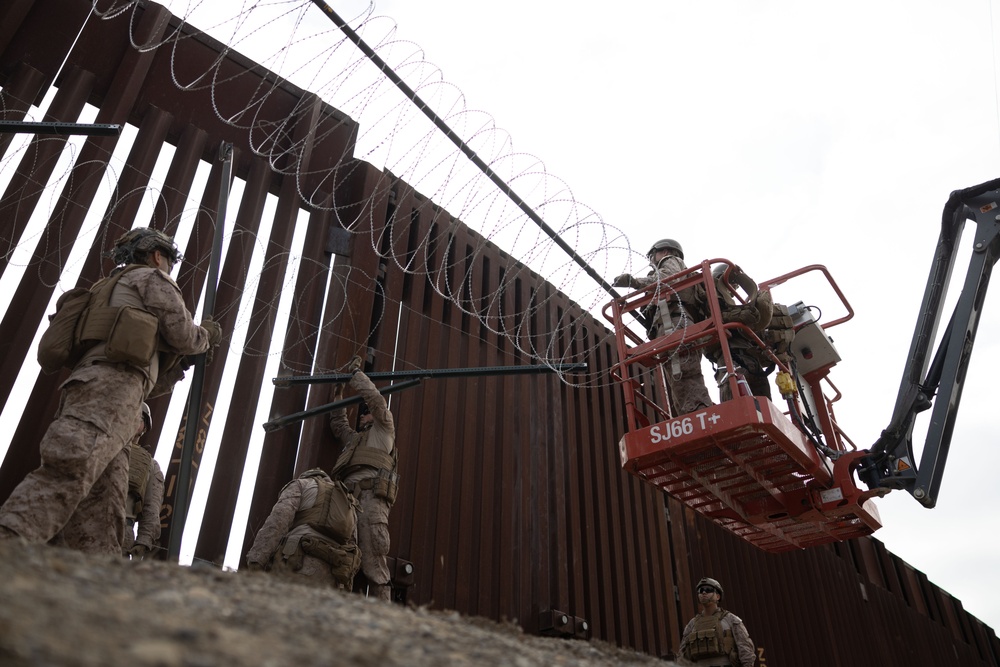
[0, 2, 996, 664]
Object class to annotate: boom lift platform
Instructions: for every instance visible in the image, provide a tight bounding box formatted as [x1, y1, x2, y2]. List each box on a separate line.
[604, 178, 1000, 552]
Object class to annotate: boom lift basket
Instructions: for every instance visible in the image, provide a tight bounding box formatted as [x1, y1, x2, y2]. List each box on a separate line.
[604, 260, 883, 552]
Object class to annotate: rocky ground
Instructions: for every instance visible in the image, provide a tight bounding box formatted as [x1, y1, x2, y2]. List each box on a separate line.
[0, 540, 674, 666]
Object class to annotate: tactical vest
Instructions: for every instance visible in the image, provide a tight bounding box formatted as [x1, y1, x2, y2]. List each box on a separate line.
[126, 444, 154, 520]
[291, 478, 358, 544]
[331, 432, 399, 505]
[684, 610, 736, 664]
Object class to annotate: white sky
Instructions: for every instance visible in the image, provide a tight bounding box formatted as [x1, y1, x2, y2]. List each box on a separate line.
[366, 0, 1000, 632]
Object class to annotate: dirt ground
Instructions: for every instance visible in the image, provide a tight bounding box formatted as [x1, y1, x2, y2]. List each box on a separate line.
[0, 539, 675, 666]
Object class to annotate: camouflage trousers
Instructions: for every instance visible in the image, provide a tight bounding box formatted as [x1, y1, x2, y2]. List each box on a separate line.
[0, 363, 144, 556]
[651, 314, 714, 416]
[356, 488, 391, 601]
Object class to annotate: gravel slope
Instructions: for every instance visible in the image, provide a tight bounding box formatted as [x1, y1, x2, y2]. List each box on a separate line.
[0, 540, 674, 667]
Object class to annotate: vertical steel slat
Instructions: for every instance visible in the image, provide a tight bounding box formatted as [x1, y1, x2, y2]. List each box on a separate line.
[160, 93, 323, 550]
[194, 194, 333, 564]
[0, 0, 37, 58]
[0, 63, 46, 161]
[0, 65, 95, 281]
[102, 106, 174, 235]
[452, 235, 486, 613]
[290, 166, 392, 475]
[174, 150, 226, 307]
[402, 213, 447, 601]
[156, 156, 269, 555]
[514, 277, 535, 625]
[146, 124, 208, 234]
[384, 189, 437, 600]
[437, 224, 473, 610]
[417, 217, 456, 607]
[559, 308, 584, 620]
[475, 256, 505, 620]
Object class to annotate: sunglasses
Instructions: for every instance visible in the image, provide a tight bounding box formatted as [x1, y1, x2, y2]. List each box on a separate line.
[697, 586, 717, 594]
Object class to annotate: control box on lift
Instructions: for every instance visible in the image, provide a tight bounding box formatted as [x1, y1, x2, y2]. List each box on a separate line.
[788, 301, 841, 375]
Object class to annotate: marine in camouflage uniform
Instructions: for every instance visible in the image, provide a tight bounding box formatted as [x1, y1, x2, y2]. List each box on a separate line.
[122, 405, 163, 560]
[705, 264, 794, 402]
[614, 239, 714, 415]
[245, 468, 360, 589]
[329, 357, 398, 602]
[678, 577, 756, 667]
[123, 456, 163, 559]
[0, 229, 220, 556]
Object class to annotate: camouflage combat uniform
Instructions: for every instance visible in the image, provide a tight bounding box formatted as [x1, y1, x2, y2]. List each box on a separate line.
[0, 266, 211, 555]
[123, 454, 163, 558]
[330, 371, 396, 602]
[246, 471, 358, 589]
[635, 255, 714, 415]
[678, 608, 756, 667]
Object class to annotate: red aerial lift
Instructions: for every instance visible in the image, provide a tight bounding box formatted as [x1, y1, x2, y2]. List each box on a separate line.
[603, 178, 1000, 552]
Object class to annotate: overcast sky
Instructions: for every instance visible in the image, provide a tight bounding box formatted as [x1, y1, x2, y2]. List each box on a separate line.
[365, 0, 1000, 632]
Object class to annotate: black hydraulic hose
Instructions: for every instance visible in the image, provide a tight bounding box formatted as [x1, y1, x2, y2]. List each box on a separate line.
[273, 362, 587, 387]
[263, 379, 424, 432]
[0, 121, 121, 136]
[307, 0, 627, 306]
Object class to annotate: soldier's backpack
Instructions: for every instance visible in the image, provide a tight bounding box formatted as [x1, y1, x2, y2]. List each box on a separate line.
[37, 266, 157, 374]
[292, 478, 358, 544]
[37, 287, 95, 374]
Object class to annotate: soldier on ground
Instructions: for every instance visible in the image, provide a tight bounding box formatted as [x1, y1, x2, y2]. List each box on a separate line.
[245, 468, 361, 589]
[329, 355, 399, 602]
[0, 228, 221, 555]
[122, 402, 164, 560]
[678, 577, 756, 667]
[613, 239, 714, 415]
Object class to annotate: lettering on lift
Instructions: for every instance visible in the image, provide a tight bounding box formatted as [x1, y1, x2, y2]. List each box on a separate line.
[648, 411, 719, 444]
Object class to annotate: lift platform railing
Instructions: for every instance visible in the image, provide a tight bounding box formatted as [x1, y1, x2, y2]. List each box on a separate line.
[603, 258, 882, 552]
[264, 363, 586, 432]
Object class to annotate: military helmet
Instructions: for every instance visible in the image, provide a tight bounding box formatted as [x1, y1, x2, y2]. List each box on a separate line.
[647, 238, 684, 261]
[697, 577, 724, 597]
[110, 227, 182, 267]
[299, 468, 331, 480]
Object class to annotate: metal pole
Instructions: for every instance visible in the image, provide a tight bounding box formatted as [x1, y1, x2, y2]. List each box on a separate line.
[168, 142, 233, 560]
[273, 362, 588, 387]
[0, 121, 121, 135]
[266, 363, 587, 430]
[262, 379, 424, 432]
[306, 0, 625, 305]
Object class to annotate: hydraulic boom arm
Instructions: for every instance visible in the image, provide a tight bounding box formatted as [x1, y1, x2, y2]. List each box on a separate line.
[861, 177, 1000, 507]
